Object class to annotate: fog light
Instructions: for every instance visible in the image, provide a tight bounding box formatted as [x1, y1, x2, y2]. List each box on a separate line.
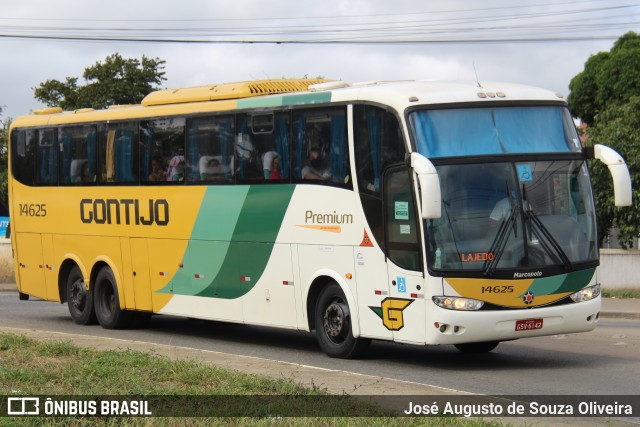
[432, 296, 484, 311]
[569, 284, 600, 303]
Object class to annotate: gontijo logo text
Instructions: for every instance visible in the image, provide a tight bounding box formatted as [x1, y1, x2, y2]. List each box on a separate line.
[80, 198, 169, 226]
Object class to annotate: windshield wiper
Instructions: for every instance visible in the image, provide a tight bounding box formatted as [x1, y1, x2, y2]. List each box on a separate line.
[523, 200, 573, 270]
[483, 182, 518, 276]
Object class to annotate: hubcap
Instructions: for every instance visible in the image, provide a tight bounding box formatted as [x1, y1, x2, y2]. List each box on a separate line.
[70, 280, 85, 309]
[323, 300, 349, 342]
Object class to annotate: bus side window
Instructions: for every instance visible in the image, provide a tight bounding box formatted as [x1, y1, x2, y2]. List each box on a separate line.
[234, 111, 290, 182]
[141, 118, 185, 184]
[293, 107, 349, 186]
[10, 129, 36, 186]
[36, 129, 58, 185]
[187, 115, 235, 184]
[60, 125, 97, 185]
[98, 122, 139, 184]
[354, 105, 405, 194]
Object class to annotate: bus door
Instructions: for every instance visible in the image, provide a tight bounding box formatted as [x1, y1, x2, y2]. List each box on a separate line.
[14, 233, 47, 299]
[383, 166, 426, 344]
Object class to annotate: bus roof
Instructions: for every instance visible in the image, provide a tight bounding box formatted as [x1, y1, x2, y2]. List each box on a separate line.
[12, 79, 566, 128]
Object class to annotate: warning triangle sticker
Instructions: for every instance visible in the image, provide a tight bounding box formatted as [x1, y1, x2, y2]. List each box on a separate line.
[360, 229, 374, 247]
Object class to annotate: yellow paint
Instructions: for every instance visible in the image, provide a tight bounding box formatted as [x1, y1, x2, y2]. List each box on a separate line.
[11, 182, 206, 313]
[446, 277, 573, 308]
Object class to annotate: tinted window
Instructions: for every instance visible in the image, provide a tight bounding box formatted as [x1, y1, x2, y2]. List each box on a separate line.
[98, 122, 139, 184]
[60, 125, 97, 185]
[354, 105, 405, 194]
[36, 129, 58, 185]
[187, 115, 235, 184]
[236, 112, 290, 182]
[11, 129, 36, 186]
[293, 107, 349, 186]
[141, 118, 186, 184]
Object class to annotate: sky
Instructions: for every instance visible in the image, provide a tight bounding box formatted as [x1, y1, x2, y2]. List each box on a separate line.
[0, 0, 638, 119]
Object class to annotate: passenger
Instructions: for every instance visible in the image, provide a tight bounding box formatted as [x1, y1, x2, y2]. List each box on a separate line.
[301, 147, 331, 180]
[269, 157, 283, 180]
[148, 156, 166, 181]
[166, 155, 185, 182]
[70, 159, 88, 183]
[81, 162, 91, 183]
[262, 151, 278, 179]
[201, 158, 224, 182]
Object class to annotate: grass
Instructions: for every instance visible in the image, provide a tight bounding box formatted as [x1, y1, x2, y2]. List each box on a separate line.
[602, 288, 640, 299]
[0, 333, 505, 427]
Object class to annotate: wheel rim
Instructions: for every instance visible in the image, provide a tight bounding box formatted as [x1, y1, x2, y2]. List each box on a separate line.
[323, 299, 350, 344]
[69, 279, 86, 311]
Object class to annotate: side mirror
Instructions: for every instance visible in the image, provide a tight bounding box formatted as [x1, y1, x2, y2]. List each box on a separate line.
[593, 144, 632, 207]
[410, 153, 442, 219]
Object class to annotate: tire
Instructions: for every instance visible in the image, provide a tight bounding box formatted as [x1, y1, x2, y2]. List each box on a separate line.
[18, 292, 29, 301]
[315, 282, 370, 358]
[66, 265, 97, 325]
[454, 341, 500, 354]
[93, 267, 132, 329]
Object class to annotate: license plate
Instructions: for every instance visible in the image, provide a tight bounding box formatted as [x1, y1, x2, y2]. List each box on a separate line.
[515, 318, 543, 331]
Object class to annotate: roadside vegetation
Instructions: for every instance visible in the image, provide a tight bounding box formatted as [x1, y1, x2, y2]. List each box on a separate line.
[602, 288, 640, 299]
[0, 333, 503, 427]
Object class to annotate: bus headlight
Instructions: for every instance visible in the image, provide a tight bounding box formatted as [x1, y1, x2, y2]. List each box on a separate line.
[432, 296, 484, 311]
[569, 284, 601, 303]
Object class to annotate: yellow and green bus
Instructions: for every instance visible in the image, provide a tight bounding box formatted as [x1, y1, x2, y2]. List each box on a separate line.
[8, 78, 631, 357]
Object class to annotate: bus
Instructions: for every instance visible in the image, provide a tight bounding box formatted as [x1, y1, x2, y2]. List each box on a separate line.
[8, 78, 632, 358]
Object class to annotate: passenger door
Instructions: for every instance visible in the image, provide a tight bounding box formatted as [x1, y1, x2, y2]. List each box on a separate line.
[383, 166, 426, 345]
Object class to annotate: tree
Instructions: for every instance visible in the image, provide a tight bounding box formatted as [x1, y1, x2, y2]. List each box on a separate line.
[568, 31, 640, 248]
[568, 32, 640, 125]
[34, 53, 166, 110]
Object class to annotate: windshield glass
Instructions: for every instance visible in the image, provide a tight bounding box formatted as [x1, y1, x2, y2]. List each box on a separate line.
[426, 161, 598, 273]
[410, 106, 582, 158]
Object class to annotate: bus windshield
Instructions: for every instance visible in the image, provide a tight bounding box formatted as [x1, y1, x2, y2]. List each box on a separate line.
[411, 105, 582, 158]
[410, 105, 597, 274]
[424, 160, 598, 274]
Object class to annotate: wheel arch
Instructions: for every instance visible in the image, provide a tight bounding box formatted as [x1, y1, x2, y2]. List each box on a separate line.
[305, 270, 360, 337]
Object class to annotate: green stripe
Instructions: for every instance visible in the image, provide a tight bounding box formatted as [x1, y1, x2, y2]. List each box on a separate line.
[236, 92, 332, 109]
[526, 268, 596, 296]
[160, 185, 296, 299]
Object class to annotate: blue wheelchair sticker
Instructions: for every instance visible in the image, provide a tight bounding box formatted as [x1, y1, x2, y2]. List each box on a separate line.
[517, 164, 533, 182]
[397, 277, 406, 293]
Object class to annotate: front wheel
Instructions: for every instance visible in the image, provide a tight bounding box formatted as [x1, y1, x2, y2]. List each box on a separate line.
[66, 265, 97, 325]
[315, 282, 370, 358]
[93, 267, 132, 329]
[454, 341, 499, 354]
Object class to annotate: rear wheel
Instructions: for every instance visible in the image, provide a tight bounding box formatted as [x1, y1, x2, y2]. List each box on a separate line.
[18, 292, 29, 301]
[454, 341, 499, 354]
[93, 267, 132, 329]
[66, 265, 97, 325]
[315, 282, 370, 358]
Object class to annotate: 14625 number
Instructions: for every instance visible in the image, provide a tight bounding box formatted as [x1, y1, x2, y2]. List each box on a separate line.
[19, 204, 47, 217]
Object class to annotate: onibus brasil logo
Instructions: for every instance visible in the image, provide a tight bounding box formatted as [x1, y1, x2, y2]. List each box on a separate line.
[369, 298, 413, 331]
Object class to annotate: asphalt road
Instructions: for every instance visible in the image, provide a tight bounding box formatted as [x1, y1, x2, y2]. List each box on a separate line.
[1, 291, 638, 397]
